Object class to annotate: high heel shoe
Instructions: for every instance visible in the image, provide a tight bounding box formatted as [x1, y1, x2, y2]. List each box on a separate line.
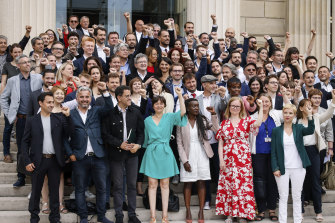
[162, 217, 170, 223]
[186, 219, 193, 223]
[149, 217, 156, 223]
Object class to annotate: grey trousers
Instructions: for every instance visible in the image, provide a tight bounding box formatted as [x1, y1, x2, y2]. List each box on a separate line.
[110, 156, 138, 217]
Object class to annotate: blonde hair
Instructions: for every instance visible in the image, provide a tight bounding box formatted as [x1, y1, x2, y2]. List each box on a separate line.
[283, 103, 297, 115]
[224, 97, 246, 119]
[56, 62, 74, 82]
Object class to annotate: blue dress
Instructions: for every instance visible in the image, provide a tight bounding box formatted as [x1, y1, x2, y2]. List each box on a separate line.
[139, 111, 187, 179]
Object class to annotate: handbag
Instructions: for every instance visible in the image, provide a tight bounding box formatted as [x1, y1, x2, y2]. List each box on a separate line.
[142, 186, 180, 212]
[321, 159, 335, 190]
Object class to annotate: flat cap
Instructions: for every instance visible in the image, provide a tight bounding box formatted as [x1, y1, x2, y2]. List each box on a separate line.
[201, 75, 218, 83]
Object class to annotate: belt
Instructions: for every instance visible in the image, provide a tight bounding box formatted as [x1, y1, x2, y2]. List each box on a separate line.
[86, 152, 95, 157]
[43, 154, 55, 158]
[17, 114, 26, 119]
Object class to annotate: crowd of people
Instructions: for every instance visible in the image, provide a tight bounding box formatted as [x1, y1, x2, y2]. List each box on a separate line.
[0, 11, 334, 223]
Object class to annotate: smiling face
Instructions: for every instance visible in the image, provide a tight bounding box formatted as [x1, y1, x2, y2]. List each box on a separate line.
[229, 99, 242, 116]
[62, 64, 73, 80]
[184, 60, 194, 73]
[77, 90, 92, 108]
[259, 95, 272, 113]
[250, 80, 260, 94]
[184, 77, 197, 92]
[259, 49, 268, 61]
[318, 67, 330, 82]
[39, 95, 54, 114]
[131, 81, 142, 94]
[310, 94, 322, 107]
[0, 38, 8, 54]
[109, 57, 121, 71]
[159, 60, 170, 73]
[153, 99, 166, 114]
[148, 49, 158, 64]
[299, 100, 312, 116]
[170, 50, 181, 63]
[53, 89, 65, 104]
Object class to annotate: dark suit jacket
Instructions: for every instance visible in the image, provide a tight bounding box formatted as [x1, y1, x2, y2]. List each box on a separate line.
[314, 81, 335, 91]
[77, 27, 93, 42]
[27, 88, 42, 116]
[274, 94, 284, 110]
[126, 71, 155, 86]
[271, 119, 315, 175]
[101, 105, 144, 161]
[150, 30, 175, 60]
[63, 95, 113, 160]
[21, 113, 71, 169]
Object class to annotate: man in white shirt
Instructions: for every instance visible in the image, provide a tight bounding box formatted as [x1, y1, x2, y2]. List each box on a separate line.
[230, 50, 244, 82]
[271, 49, 284, 73]
[68, 15, 79, 32]
[305, 56, 320, 84]
[134, 19, 144, 43]
[94, 27, 107, 63]
[50, 41, 64, 69]
[183, 73, 203, 98]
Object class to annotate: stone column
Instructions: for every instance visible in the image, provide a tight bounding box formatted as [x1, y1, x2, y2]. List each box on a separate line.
[0, 0, 56, 54]
[186, 0, 240, 40]
[287, 0, 330, 66]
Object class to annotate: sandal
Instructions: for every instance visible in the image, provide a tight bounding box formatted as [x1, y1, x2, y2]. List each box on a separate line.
[59, 203, 68, 214]
[162, 217, 170, 223]
[255, 212, 265, 221]
[269, 211, 278, 222]
[41, 202, 50, 214]
[149, 217, 156, 223]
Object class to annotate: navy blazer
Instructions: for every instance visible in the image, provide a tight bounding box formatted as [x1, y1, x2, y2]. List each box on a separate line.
[21, 113, 71, 169]
[64, 95, 113, 160]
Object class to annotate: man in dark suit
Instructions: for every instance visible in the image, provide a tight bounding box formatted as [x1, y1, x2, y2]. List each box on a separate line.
[126, 53, 155, 85]
[64, 83, 114, 223]
[77, 16, 93, 41]
[101, 85, 144, 223]
[27, 69, 56, 116]
[73, 37, 109, 76]
[22, 92, 71, 223]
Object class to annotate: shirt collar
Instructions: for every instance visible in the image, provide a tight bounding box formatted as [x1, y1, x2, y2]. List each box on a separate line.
[19, 73, 30, 80]
[76, 105, 92, 114]
[117, 105, 128, 113]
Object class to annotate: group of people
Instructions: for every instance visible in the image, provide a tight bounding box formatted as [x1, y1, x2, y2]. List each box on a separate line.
[0, 11, 334, 223]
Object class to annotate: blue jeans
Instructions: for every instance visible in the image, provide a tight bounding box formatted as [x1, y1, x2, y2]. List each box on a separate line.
[2, 115, 13, 156]
[73, 156, 106, 221]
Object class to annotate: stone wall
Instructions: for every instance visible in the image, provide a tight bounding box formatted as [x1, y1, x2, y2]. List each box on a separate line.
[240, 0, 286, 47]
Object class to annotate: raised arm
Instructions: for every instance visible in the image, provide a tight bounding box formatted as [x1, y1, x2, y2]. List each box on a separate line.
[306, 29, 316, 56]
[124, 12, 133, 34]
[175, 87, 185, 117]
[253, 99, 264, 128]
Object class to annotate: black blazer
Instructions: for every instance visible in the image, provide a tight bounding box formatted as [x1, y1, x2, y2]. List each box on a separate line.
[274, 94, 284, 110]
[21, 113, 71, 169]
[27, 88, 42, 116]
[101, 105, 144, 161]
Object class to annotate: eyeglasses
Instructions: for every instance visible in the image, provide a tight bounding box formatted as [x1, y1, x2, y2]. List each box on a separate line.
[70, 20, 78, 23]
[269, 81, 279, 85]
[230, 105, 241, 109]
[52, 48, 63, 51]
[246, 68, 256, 72]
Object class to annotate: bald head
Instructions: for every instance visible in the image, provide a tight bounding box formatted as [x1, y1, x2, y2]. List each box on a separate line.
[135, 20, 144, 33]
[225, 27, 235, 38]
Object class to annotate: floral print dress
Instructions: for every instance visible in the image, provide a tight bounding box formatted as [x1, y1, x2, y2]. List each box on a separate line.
[215, 116, 257, 220]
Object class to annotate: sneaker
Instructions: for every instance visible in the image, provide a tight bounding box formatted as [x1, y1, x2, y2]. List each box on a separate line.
[171, 175, 179, 185]
[98, 216, 114, 223]
[204, 201, 210, 210]
[85, 190, 96, 199]
[27, 192, 31, 200]
[13, 178, 25, 188]
[69, 191, 75, 199]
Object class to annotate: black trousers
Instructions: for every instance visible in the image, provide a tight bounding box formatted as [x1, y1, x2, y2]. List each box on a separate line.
[29, 156, 61, 223]
[302, 145, 322, 214]
[251, 153, 278, 213]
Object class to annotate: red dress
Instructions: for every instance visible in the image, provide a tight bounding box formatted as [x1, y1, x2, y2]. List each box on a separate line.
[215, 116, 257, 220]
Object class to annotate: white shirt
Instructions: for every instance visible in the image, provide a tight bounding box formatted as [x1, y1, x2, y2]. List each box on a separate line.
[137, 71, 147, 81]
[96, 44, 106, 63]
[135, 31, 142, 43]
[77, 106, 94, 154]
[82, 28, 89, 36]
[283, 131, 303, 168]
[117, 106, 128, 141]
[159, 45, 169, 53]
[237, 67, 245, 83]
[187, 90, 203, 98]
[202, 94, 217, 144]
[299, 120, 317, 146]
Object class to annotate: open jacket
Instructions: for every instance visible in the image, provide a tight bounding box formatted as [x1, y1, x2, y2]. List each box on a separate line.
[176, 114, 219, 164]
[271, 118, 315, 175]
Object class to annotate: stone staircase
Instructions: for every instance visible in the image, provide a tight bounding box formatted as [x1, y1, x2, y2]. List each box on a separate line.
[0, 117, 335, 222]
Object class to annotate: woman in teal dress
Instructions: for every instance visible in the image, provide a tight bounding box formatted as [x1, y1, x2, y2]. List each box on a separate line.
[140, 87, 187, 223]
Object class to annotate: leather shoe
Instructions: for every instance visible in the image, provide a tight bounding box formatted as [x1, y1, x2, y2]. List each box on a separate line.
[13, 179, 25, 188]
[129, 215, 141, 223]
[98, 216, 114, 223]
[3, 155, 13, 163]
[115, 215, 123, 223]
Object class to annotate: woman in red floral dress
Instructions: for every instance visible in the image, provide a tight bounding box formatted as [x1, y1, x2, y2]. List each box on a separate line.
[215, 97, 264, 222]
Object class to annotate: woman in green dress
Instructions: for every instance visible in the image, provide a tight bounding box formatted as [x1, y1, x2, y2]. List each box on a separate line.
[140, 87, 187, 223]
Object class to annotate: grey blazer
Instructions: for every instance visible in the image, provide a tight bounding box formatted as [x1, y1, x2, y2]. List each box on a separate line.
[196, 93, 227, 123]
[0, 73, 43, 124]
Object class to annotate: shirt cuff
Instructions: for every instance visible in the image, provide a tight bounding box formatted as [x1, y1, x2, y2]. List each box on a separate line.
[103, 92, 110, 97]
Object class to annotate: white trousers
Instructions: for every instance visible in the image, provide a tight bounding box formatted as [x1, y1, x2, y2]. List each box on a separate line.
[275, 168, 306, 223]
